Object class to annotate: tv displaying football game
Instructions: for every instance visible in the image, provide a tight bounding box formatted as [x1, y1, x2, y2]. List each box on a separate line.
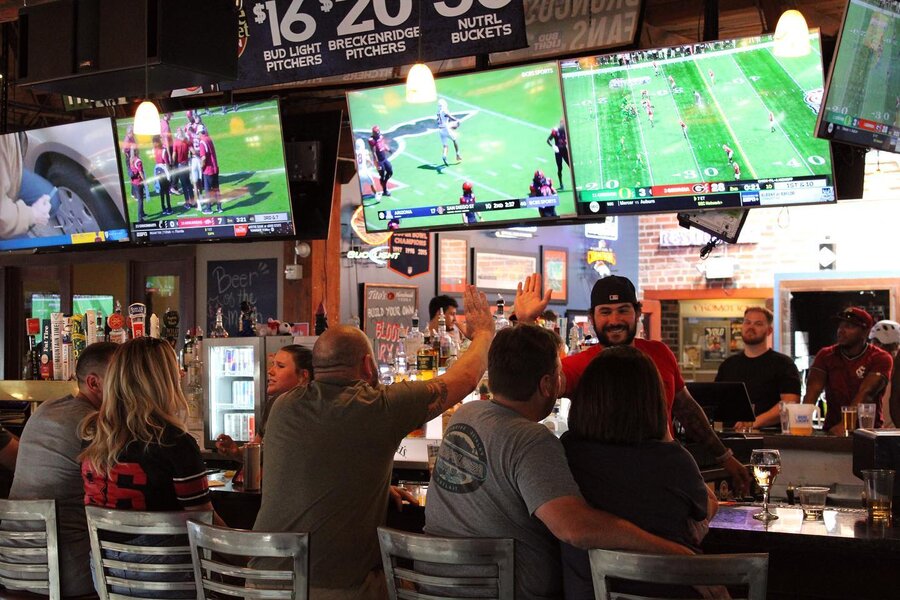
[561, 32, 836, 217]
[346, 62, 577, 232]
[115, 99, 295, 243]
[816, 0, 900, 153]
[0, 118, 130, 252]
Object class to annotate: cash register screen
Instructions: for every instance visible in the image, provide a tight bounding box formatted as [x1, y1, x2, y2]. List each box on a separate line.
[686, 382, 755, 426]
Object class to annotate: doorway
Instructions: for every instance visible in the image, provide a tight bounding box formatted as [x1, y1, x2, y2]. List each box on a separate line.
[790, 290, 890, 359]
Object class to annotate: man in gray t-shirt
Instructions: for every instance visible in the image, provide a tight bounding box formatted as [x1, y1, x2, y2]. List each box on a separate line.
[7, 342, 117, 596]
[426, 324, 692, 600]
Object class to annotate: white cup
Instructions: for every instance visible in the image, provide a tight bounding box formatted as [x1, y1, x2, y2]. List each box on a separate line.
[786, 404, 817, 436]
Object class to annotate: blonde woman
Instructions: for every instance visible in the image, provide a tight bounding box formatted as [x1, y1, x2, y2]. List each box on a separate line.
[80, 337, 222, 595]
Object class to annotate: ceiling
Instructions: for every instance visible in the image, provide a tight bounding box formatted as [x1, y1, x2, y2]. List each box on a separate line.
[0, 0, 851, 130]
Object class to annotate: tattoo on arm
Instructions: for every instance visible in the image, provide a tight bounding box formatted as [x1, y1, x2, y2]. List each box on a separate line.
[424, 380, 450, 421]
[673, 392, 727, 455]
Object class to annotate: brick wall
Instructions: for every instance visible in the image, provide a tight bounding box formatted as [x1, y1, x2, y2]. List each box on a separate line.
[660, 300, 680, 356]
[639, 196, 900, 293]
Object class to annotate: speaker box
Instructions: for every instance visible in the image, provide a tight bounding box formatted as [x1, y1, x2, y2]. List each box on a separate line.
[831, 141, 867, 201]
[17, 0, 237, 99]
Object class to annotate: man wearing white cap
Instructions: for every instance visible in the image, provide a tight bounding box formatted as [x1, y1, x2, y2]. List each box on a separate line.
[803, 307, 893, 434]
[869, 319, 900, 427]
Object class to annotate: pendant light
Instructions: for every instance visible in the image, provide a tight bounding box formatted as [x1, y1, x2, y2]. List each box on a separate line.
[406, 0, 436, 103]
[773, 9, 811, 57]
[133, 6, 161, 135]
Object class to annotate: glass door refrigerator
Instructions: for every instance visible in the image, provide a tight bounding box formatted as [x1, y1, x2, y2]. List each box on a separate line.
[202, 336, 294, 449]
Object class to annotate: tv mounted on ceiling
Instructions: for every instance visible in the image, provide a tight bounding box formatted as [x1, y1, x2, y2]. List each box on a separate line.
[346, 62, 578, 233]
[561, 32, 836, 217]
[115, 98, 296, 244]
[0, 117, 130, 252]
[815, 0, 900, 153]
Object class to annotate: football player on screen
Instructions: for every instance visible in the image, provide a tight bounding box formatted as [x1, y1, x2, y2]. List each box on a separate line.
[723, 144, 734, 164]
[355, 138, 378, 201]
[436, 99, 462, 167]
[368, 126, 393, 197]
[733, 162, 742, 180]
[546, 119, 570, 190]
[460, 181, 481, 225]
[530, 170, 557, 218]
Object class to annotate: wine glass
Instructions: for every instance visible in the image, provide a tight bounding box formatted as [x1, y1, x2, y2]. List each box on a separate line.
[751, 449, 781, 522]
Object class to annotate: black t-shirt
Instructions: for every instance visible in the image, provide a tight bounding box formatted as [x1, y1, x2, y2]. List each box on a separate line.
[715, 349, 802, 416]
[82, 425, 209, 511]
[560, 435, 708, 600]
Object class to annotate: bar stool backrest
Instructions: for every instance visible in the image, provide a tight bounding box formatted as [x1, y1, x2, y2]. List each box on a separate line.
[377, 526, 515, 600]
[0, 499, 60, 600]
[588, 548, 769, 600]
[186, 520, 309, 600]
[84, 506, 212, 600]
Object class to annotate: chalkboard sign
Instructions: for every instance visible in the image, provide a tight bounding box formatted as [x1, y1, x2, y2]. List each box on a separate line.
[207, 259, 278, 336]
[362, 283, 418, 365]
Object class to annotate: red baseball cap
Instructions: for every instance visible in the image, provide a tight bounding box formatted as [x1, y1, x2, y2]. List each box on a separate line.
[834, 307, 874, 330]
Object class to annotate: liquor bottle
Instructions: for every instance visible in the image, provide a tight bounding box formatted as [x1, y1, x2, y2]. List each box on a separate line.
[494, 295, 510, 330]
[435, 309, 453, 368]
[394, 328, 409, 382]
[568, 326, 581, 356]
[416, 329, 438, 381]
[210, 307, 229, 339]
[405, 311, 425, 376]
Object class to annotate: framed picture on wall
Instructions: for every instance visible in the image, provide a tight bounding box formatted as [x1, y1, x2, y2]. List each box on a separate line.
[472, 249, 538, 296]
[540, 246, 568, 305]
[436, 236, 468, 296]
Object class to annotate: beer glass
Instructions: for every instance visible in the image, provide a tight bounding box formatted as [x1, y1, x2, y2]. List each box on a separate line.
[841, 406, 858, 436]
[751, 449, 781, 522]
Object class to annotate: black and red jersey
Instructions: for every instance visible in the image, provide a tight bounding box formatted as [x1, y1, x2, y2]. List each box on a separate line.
[549, 127, 568, 151]
[82, 426, 209, 511]
[368, 134, 390, 162]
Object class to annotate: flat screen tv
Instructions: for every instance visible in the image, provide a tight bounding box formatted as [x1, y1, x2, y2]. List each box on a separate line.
[0, 118, 130, 252]
[346, 62, 577, 232]
[561, 32, 836, 217]
[815, 0, 900, 153]
[115, 99, 295, 243]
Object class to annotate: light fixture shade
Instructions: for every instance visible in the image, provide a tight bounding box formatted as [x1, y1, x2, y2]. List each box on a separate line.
[134, 101, 162, 135]
[406, 63, 437, 103]
[773, 9, 810, 57]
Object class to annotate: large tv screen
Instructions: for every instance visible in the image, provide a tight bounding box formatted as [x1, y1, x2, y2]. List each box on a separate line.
[346, 62, 577, 232]
[115, 99, 295, 243]
[816, 0, 900, 153]
[0, 118, 130, 252]
[561, 32, 836, 217]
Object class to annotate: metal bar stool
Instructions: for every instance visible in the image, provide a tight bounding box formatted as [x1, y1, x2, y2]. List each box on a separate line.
[377, 526, 515, 600]
[85, 506, 212, 600]
[187, 520, 309, 599]
[0, 499, 60, 599]
[589, 548, 769, 600]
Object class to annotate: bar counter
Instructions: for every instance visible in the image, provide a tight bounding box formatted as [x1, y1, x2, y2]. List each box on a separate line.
[704, 504, 897, 600]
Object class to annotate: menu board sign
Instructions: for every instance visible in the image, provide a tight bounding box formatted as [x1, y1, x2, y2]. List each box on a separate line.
[228, 0, 526, 90]
[362, 283, 419, 364]
[207, 259, 278, 337]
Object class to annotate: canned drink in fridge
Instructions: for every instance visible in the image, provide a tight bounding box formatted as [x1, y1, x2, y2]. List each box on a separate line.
[242, 442, 262, 491]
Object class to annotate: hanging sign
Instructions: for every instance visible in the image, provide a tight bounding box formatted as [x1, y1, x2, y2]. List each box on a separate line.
[388, 232, 430, 278]
[490, 0, 642, 65]
[227, 0, 526, 90]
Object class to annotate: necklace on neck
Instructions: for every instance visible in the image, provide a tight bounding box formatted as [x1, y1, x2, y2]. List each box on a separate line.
[839, 343, 868, 361]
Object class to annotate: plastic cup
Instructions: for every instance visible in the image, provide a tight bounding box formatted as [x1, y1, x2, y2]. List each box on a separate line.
[858, 403, 876, 429]
[779, 401, 790, 434]
[862, 469, 895, 523]
[797, 486, 829, 520]
[786, 404, 817, 435]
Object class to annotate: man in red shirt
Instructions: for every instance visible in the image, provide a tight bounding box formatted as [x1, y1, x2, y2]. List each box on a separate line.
[804, 307, 893, 434]
[515, 274, 751, 494]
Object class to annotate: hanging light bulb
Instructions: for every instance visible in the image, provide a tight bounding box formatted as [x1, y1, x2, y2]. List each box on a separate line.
[134, 100, 161, 136]
[773, 9, 810, 57]
[406, 63, 436, 103]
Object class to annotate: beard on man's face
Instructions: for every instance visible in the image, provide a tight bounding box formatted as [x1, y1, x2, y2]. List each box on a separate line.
[592, 318, 638, 347]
